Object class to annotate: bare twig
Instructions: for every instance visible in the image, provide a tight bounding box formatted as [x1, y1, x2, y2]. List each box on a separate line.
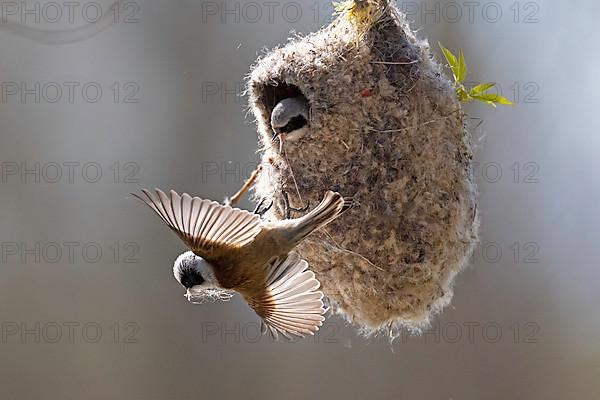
[227, 165, 263, 207]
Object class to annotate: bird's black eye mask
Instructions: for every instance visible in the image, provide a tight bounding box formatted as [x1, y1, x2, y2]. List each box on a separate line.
[277, 114, 308, 135]
[179, 266, 205, 289]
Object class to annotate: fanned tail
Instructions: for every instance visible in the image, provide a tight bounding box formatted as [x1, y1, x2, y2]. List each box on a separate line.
[291, 191, 351, 241]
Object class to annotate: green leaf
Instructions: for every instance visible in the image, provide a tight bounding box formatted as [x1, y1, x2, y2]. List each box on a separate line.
[471, 92, 514, 106]
[457, 49, 468, 83]
[456, 86, 472, 102]
[439, 42, 459, 82]
[493, 96, 514, 105]
[439, 42, 513, 107]
[470, 82, 496, 95]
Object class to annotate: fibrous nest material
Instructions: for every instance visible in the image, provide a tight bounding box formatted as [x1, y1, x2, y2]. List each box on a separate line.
[247, 0, 478, 334]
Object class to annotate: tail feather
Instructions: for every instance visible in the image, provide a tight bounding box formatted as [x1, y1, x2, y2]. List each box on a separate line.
[292, 191, 350, 241]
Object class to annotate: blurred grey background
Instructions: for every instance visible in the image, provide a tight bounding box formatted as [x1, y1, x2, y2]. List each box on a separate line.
[0, 0, 596, 399]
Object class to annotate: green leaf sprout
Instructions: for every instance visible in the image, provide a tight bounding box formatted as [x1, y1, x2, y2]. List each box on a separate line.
[439, 43, 513, 107]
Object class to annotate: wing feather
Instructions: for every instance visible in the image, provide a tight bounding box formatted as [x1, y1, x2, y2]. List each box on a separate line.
[245, 253, 326, 340]
[132, 188, 262, 260]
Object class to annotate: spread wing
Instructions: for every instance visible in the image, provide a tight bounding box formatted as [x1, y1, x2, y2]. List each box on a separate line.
[132, 188, 262, 260]
[245, 253, 326, 340]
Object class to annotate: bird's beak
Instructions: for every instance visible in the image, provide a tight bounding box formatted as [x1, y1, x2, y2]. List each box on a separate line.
[271, 129, 280, 141]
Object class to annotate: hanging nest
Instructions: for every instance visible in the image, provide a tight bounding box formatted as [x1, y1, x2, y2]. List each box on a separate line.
[246, 0, 478, 334]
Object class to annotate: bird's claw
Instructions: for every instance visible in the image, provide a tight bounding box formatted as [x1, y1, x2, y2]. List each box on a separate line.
[253, 197, 274, 217]
[282, 191, 309, 219]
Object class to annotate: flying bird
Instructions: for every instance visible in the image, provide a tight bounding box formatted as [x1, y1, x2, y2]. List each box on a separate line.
[133, 188, 350, 339]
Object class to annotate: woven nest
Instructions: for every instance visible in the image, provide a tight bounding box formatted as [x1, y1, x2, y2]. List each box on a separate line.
[247, 0, 478, 334]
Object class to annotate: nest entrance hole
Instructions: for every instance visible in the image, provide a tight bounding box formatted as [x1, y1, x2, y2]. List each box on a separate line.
[255, 81, 308, 129]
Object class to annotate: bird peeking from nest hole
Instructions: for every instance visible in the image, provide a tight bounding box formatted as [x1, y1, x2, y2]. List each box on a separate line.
[268, 94, 312, 214]
[270, 95, 310, 145]
[132, 187, 351, 340]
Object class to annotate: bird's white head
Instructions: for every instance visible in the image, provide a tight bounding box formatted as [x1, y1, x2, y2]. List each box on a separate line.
[173, 251, 234, 304]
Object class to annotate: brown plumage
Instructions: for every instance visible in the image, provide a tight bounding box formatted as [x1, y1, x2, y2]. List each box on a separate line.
[133, 188, 351, 339]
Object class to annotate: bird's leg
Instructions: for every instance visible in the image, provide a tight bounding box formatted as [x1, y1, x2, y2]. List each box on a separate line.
[224, 165, 263, 207]
[253, 197, 273, 217]
[282, 191, 310, 219]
